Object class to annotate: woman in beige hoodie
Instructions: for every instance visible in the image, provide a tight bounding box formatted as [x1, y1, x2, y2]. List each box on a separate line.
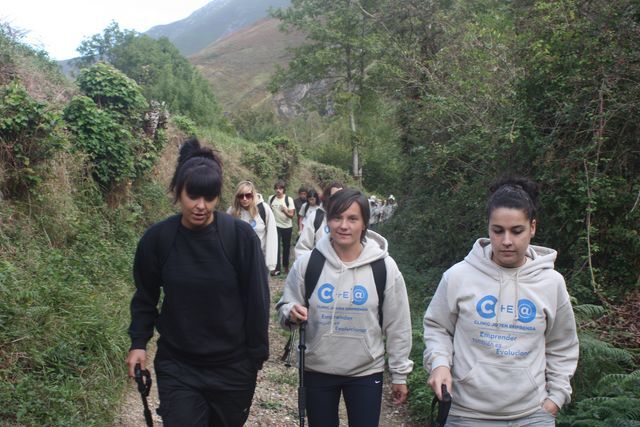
[278, 188, 413, 426]
[423, 177, 579, 426]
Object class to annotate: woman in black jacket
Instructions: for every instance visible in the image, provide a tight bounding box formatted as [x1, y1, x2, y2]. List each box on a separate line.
[126, 138, 270, 426]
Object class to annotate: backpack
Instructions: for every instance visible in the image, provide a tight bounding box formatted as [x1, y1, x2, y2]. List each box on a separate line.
[269, 194, 293, 210]
[313, 209, 325, 233]
[257, 202, 266, 224]
[303, 248, 387, 327]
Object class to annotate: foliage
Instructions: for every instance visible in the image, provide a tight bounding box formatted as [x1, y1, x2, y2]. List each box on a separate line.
[230, 105, 281, 142]
[241, 135, 300, 181]
[171, 114, 197, 136]
[76, 23, 224, 128]
[64, 63, 166, 191]
[75, 62, 147, 123]
[271, 0, 390, 179]
[0, 81, 64, 195]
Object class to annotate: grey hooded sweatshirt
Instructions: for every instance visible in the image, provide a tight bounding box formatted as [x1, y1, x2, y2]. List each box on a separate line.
[423, 238, 579, 420]
[278, 231, 414, 383]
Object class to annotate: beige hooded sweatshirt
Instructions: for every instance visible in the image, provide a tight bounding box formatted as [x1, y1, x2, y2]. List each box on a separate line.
[423, 238, 579, 420]
[278, 231, 414, 383]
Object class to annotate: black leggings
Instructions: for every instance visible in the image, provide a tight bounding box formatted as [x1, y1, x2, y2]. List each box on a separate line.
[304, 371, 383, 427]
[276, 226, 293, 271]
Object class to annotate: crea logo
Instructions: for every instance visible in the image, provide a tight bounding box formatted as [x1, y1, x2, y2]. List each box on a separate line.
[517, 299, 536, 323]
[352, 285, 368, 305]
[324, 225, 330, 234]
[476, 295, 497, 318]
[317, 283, 335, 303]
[250, 219, 257, 229]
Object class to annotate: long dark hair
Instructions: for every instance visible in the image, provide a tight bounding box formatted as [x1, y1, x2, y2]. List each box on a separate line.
[169, 137, 223, 203]
[487, 176, 539, 222]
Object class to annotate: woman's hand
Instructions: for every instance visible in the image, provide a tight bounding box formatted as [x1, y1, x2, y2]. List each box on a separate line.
[289, 303, 308, 322]
[391, 384, 409, 405]
[542, 398, 559, 416]
[125, 349, 147, 378]
[427, 365, 453, 400]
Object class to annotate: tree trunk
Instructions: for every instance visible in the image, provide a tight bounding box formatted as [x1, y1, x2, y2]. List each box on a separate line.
[349, 103, 361, 184]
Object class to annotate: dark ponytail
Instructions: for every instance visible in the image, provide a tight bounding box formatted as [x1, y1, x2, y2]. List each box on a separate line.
[170, 137, 223, 203]
[486, 176, 539, 222]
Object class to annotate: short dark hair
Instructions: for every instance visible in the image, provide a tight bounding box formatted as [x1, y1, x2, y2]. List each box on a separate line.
[170, 137, 223, 203]
[487, 176, 539, 222]
[327, 188, 369, 243]
[298, 186, 308, 194]
[306, 189, 319, 204]
[274, 179, 286, 190]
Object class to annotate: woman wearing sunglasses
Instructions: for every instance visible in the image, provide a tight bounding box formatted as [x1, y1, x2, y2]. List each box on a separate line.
[229, 181, 278, 273]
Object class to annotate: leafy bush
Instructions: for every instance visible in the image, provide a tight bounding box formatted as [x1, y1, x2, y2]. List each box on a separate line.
[75, 62, 147, 123]
[171, 114, 197, 136]
[241, 142, 277, 180]
[0, 81, 64, 195]
[63, 95, 136, 189]
[307, 162, 354, 190]
[268, 136, 299, 180]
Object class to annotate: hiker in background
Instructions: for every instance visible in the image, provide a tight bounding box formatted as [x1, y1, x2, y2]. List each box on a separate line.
[277, 188, 414, 426]
[423, 176, 579, 426]
[269, 179, 295, 276]
[298, 188, 320, 231]
[294, 181, 343, 259]
[126, 138, 270, 427]
[294, 185, 308, 230]
[368, 196, 380, 230]
[228, 180, 278, 273]
[383, 195, 397, 222]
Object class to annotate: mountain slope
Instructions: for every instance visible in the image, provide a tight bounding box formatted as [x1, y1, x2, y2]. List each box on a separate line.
[190, 17, 305, 111]
[146, 0, 291, 56]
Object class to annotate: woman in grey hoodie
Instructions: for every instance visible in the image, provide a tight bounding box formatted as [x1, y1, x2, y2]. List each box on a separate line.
[423, 177, 579, 426]
[278, 188, 413, 426]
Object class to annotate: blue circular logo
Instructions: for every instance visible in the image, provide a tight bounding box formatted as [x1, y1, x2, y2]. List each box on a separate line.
[324, 225, 330, 234]
[476, 295, 497, 319]
[517, 299, 537, 323]
[352, 285, 368, 305]
[250, 219, 257, 228]
[317, 283, 335, 303]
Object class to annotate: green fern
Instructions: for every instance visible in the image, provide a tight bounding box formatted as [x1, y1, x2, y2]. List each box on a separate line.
[573, 303, 606, 320]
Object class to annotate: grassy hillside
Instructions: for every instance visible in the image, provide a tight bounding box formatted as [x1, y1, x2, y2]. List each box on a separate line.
[190, 18, 305, 111]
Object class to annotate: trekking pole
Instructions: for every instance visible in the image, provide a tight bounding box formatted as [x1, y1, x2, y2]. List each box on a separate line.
[430, 384, 452, 427]
[281, 326, 298, 368]
[134, 363, 154, 427]
[298, 321, 307, 427]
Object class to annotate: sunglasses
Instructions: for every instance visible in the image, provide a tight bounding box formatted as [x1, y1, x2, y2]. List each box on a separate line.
[237, 193, 254, 200]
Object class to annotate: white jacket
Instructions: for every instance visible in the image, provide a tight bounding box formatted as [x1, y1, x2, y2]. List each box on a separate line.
[294, 208, 328, 259]
[423, 238, 579, 420]
[278, 231, 414, 383]
[227, 194, 278, 270]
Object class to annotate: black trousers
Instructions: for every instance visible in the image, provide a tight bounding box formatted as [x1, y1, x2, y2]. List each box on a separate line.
[155, 357, 257, 427]
[275, 226, 293, 271]
[304, 371, 383, 427]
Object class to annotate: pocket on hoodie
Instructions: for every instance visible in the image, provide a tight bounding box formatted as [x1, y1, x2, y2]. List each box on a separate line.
[455, 361, 538, 414]
[307, 334, 374, 375]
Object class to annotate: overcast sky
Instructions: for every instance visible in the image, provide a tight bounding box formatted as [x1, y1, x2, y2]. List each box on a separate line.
[1, 0, 213, 60]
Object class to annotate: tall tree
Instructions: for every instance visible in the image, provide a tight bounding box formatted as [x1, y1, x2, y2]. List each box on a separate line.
[271, 0, 386, 182]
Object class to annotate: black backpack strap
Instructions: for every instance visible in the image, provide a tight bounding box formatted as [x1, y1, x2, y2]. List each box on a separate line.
[269, 195, 275, 206]
[215, 211, 238, 270]
[304, 249, 325, 308]
[314, 209, 325, 233]
[257, 202, 266, 224]
[371, 258, 387, 327]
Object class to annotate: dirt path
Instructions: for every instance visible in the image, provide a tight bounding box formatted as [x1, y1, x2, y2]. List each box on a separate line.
[112, 275, 417, 426]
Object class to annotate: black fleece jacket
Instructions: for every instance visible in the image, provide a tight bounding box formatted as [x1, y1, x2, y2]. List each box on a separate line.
[128, 213, 270, 367]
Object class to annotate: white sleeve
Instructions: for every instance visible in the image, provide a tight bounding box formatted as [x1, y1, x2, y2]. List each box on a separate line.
[275, 257, 306, 327]
[263, 202, 278, 271]
[544, 282, 579, 408]
[423, 272, 457, 372]
[382, 257, 414, 384]
[295, 211, 317, 259]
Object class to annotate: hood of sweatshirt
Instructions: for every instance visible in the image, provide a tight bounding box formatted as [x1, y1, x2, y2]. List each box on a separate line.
[315, 229, 388, 270]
